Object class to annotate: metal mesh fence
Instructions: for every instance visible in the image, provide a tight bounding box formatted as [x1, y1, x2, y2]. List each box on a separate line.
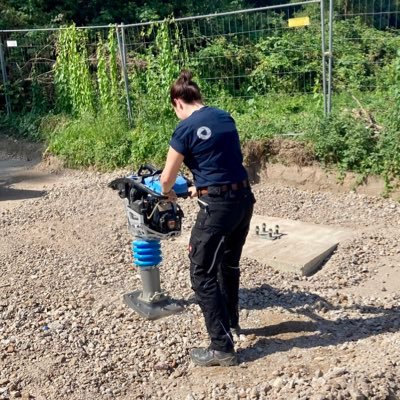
[332, 0, 400, 95]
[0, 1, 326, 118]
[1, 1, 399, 120]
[0, 26, 112, 114]
[123, 2, 324, 100]
[335, 0, 400, 28]
[0, 30, 57, 113]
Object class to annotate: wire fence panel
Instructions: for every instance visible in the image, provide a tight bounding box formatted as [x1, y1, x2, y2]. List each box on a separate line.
[0, 30, 57, 113]
[336, 0, 400, 29]
[123, 2, 324, 101]
[0, 27, 113, 114]
[332, 0, 400, 96]
[1, 1, 399, 121]
[0, 1, 325, 118]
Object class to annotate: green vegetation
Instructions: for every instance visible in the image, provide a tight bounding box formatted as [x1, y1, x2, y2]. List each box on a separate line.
[0, 0, 250, 28]
[0, 5, 399, 192]
[54, 26, 95, 115]
[1, 0, 398, 29]
[47, 112, 131, 169]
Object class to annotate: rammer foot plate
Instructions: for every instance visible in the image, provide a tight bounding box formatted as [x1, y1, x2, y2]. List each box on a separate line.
[123, 290, 184, 320]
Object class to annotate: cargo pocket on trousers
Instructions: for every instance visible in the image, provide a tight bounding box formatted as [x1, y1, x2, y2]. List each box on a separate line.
[189, 231, 225, 273]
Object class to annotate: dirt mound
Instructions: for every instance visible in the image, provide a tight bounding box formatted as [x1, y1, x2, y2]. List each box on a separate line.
[243, 138, 314, 168]
[242, 138, 400, 200]
[0, 135, 44, 162]
[243, 138, 316, 184]
[266, 138, 315, 166]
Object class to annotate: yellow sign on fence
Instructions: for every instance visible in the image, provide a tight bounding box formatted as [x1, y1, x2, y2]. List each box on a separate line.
[288, 17, 310, 28]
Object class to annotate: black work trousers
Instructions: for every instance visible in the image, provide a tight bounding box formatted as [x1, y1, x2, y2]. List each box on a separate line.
[189, 187, 255, 352]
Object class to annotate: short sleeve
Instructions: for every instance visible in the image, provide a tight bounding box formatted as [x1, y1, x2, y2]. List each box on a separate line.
[169, 124, 190, 156]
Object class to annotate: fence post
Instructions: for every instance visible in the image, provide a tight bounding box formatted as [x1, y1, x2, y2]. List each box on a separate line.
[327, 0, 333, 114]
[320, 0, 327, 116]
[116, 23, 133, 125]
[0, 39, 12, 116]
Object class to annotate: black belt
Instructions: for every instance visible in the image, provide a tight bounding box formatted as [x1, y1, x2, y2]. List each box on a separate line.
[197, 180, 249, 197]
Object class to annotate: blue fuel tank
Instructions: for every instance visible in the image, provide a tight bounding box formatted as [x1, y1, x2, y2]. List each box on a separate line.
[144, 175, 188, 195]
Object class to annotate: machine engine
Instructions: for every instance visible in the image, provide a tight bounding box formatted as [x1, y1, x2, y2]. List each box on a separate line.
[108, 164, 189, 240]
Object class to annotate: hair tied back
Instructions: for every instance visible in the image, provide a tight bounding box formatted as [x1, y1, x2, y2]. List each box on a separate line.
[178, 70, 193, 84]
[170, 69, 202, 105]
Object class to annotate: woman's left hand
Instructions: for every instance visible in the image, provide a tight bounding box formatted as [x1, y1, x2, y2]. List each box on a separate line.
[188, 186, 198, 198]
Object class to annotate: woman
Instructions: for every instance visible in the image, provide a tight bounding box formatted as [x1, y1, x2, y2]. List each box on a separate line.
[160, 70, 255, 367]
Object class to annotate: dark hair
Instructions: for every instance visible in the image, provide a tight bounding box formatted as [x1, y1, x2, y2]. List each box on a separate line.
[170, 70, 202, 106]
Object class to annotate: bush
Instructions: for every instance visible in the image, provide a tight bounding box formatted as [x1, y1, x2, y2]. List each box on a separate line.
[47, 112, 132, 169]
[129, 116, 176, 167]
[0, 113, 45, 142]
[307, 112, 377, 175]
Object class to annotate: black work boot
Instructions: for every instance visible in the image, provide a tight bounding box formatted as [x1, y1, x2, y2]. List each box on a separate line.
[190, 347, 238, 367]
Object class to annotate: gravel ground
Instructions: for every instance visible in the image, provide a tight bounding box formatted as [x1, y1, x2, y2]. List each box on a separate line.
[1, 165, 400, 400]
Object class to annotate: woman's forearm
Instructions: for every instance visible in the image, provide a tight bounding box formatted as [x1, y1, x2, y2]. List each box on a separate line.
[160, 146, 185, 194]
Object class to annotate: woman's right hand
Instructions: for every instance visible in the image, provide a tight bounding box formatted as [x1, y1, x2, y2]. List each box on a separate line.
[162, 189, 178, 202]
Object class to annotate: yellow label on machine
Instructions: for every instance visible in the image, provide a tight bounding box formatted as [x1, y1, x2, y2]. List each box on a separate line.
[288, 17, 310, 28]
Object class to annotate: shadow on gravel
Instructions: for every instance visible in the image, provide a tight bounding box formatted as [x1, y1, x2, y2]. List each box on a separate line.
[0, 170, 48, 202]
[240, 320, 317, 337]
[1, 171, 51, 186]
[237, 284, 400, 363]
[0, 186, 46, 201]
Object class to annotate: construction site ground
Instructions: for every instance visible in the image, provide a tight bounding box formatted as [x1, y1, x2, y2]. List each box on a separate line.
[1, 137, 399, 400]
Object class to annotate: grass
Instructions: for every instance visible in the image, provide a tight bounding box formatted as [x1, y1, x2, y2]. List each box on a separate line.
[1, 90, 398, 195]
[46, 112, 132, 169]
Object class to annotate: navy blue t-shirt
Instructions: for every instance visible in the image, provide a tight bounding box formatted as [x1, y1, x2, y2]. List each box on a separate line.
[169, 106, 248, 188]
